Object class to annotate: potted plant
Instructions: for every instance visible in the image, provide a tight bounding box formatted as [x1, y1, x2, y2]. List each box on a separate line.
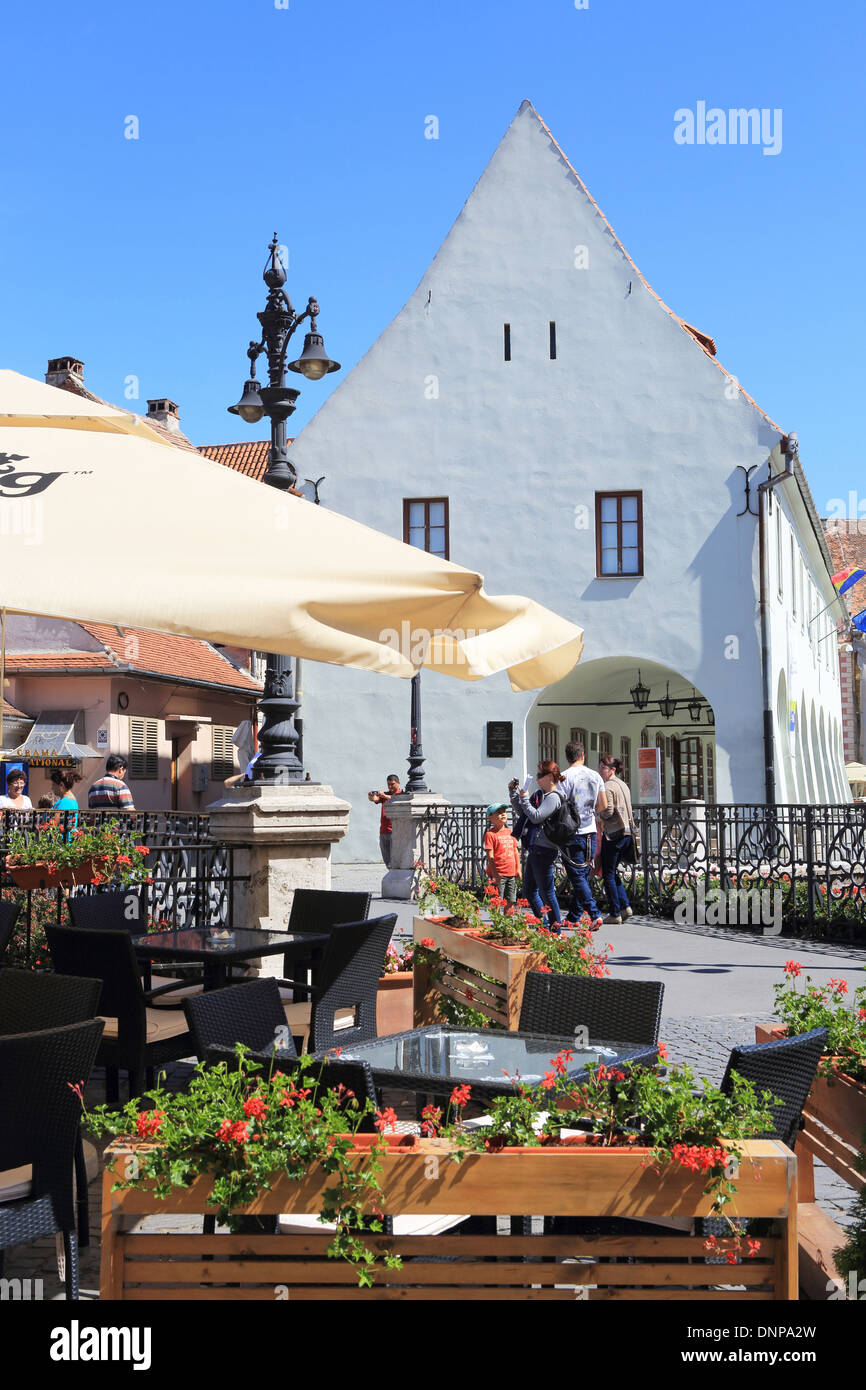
[377, 940, 416, 1035]
[82, 1047, 417, 1289]
[4, 817, 151, 890]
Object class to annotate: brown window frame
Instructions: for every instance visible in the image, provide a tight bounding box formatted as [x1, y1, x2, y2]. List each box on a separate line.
[598, 732, 612, 759]
[403, 497, 450, 560]
[538, 722, 558, 767]
[595, 491, 644, 578]
[620, 736, 631, 785]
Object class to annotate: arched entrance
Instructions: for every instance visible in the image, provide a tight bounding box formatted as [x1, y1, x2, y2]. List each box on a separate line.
[527, 656, 715, 805]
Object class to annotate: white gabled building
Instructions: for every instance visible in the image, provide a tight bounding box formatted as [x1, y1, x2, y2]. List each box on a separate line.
[283, 100, 848, 861]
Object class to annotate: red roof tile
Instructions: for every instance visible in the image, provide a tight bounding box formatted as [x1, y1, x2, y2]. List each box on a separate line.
[823, 522, 866, 617]
[199, 440, 282, 483]
[54, 378, 200, 452]
[5, 625, 261, 693]
[2, 697, 32, 720]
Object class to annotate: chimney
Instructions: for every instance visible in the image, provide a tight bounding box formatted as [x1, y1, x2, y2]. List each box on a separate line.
[46, 356, 85, 390]
[146, 398, 181, 432]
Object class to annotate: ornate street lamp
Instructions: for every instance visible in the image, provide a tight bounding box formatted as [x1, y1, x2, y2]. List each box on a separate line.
[630, 670, 651, 711]
[687, 688, 703, 723]
[658, 681, 677, 720]
[706, 706, 715, 727]
[228, 234, 339, 785]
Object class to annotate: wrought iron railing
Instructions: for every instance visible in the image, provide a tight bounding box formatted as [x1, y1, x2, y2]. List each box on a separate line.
[0, 810, 244, 966]
[417, 801, 866, 938]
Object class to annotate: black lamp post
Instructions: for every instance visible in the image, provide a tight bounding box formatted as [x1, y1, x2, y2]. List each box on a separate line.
[630, 670, 651, 711]
[228, 234, 339, 785]
[405, 672, 428, 793]
[658, 681, 677, 720]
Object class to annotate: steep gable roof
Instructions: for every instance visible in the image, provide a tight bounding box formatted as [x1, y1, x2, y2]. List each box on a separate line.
[199, 440, 274, 482]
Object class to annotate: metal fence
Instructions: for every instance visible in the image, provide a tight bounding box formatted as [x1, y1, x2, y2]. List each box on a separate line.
[0, 810, 242, 966]
[417, 801, 866, 939]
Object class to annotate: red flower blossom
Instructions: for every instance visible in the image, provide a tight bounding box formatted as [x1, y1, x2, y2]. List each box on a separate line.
[67, 1081, 85, 1101]
[828, 978, 849, 995]
[537, 963, 552, 973]
[243, 1096, 268, 1120]
[374, 1107, 398, 1133]
[115, 855, 133, 867]
[541, 1070, 557, 1091]
[134, 845, 150, 856]
[420, 937, 435, 949]
[657, 1042, 669, 1061]
[858, 1008, 866, 1022]
[516, 898, 530, 908]
[135, 1110, 164, 1139]
[420, 1103, 442, 1137]
[784, 960, 802, 977]
[450, 1084, 471, 1108]
[216, 1119, 249, 1144]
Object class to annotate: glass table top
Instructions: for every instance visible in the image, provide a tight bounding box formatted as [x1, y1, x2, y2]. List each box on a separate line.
[336, 1027, 646, 1085]
[137, 927, 326, 956]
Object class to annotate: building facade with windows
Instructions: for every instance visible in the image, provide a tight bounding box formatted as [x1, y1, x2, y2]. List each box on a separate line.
[2, 614, 260, 810]
[272, 100, 847, 860]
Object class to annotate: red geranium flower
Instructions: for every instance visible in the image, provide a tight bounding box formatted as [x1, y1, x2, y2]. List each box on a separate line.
[784, 960, 802, 977]
[134, 846, 150, 855]
[374, 1107, 399, 1133]
[420, 937, 435, 949]
[243, 1096, 268, 1119]
[135, 1110, 163, 1139]
[657, 1042, 668, 1060]
[828, 978, 849, 995]
[216, 1119, 249, 1144]
[450, 1084, 471, 1108]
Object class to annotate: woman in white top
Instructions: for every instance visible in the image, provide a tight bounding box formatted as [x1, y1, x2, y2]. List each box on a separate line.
[0, 768, 33, 810]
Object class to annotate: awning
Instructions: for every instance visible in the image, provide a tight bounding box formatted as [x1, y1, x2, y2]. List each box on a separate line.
[17, 710, 100, 766]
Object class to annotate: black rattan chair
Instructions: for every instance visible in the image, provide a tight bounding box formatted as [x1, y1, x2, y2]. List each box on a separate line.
[0, 1018, 104, 1299]
[518, 973, 664, 1047]
[68, 890, 147, 936]
[721, 1027, 828, 1149]
[278, 889, 373, 998]
[0, 901, 20, 964]
[0, 969, 103, 1246]
[184, 979, 298, 1062]
[46, 925, 192, 1102]
[283, 914, 397, 1053]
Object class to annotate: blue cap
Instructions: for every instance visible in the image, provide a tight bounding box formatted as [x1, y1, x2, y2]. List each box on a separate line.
[486, 802, 509, 817]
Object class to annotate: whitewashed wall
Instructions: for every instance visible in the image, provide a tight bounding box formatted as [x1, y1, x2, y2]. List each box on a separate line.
[288, 101, 846, 859]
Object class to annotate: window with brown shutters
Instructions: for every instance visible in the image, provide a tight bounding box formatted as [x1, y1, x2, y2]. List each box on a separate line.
[538, 722, 558, 766]
[212, 725, 235, 781]
[620, 736, 631, 785]
[655, 734, 666, 800]
[129, 717, 158, 780]
[676, 737, 703, 801]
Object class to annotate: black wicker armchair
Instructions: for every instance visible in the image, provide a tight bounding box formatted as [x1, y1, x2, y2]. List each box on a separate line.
[184, 979, 298, 1062]
[0, 1018, 104, 1299]
[721, 1027, 828, 1149]
[283, 914, 397, 1053]
[0, 969, 103, 1246]
[0, 901, 20, 964]
[519, 972, 664, 1046]
[46, 925, 192, 1102]
[277, 888, 372, 998]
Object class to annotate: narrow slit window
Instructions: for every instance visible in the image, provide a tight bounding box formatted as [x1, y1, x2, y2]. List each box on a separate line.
[503, 323, 511, 361]
[549, 321, 557, 359]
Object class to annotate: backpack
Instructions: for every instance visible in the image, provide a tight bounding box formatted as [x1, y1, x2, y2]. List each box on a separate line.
[541, 788, 581, 848]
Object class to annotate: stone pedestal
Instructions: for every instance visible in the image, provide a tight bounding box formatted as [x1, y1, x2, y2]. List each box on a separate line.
[381, 792, 449, 900]
[207, 783, 351, 975]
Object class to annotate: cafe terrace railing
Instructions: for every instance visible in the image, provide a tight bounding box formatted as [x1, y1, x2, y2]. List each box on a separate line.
[416, 800, 866, 938]
[0, 810, 243, 966]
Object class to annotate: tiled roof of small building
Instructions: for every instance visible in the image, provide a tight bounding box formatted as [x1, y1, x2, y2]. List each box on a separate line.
[198, 440, 278, 482]
[822, 521, 866, 616]
[5, 624, 261, 693]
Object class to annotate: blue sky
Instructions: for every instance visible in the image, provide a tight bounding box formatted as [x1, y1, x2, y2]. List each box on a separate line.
[2, 0, 863, 512]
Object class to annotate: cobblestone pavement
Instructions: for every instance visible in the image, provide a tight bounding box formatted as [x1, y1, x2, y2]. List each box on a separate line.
[3, 885, 862, 1298]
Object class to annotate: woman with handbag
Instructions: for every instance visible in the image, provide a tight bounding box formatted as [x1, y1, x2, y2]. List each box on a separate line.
[595, 755, 636, 924]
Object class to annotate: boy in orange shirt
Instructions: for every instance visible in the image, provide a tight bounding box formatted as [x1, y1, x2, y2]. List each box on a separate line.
[483, 802, 521, 903]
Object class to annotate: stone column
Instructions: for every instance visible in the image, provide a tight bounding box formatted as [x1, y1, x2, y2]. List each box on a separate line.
[207, 783, 351, 976]
[381, 792, 449, 901]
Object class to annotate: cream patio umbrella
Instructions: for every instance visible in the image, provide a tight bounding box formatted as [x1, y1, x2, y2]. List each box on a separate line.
[0, 370, 583, 689]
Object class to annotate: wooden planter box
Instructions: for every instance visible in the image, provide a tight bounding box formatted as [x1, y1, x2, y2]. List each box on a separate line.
[756, 1022, 866, 1297]
[412, 915, 545, 1030]
[376, 972, 414, 1036]
[100, 1138, 797, 1301]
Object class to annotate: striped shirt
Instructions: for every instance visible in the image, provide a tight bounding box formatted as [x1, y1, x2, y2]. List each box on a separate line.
[87, 776, 135, 810]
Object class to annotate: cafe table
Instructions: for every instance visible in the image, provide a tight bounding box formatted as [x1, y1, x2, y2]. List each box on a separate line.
[320, 1024, 658, 1103]
[135, 926, 329, 992]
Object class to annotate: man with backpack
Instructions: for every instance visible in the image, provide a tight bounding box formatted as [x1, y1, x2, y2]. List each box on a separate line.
[559, 740, 608, 931]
